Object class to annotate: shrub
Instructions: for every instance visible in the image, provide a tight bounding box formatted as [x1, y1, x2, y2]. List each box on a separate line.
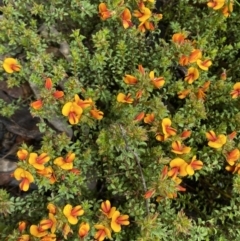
[1, 0, 240, 240]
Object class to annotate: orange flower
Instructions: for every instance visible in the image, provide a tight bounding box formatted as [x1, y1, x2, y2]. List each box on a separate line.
[197, 59, 212, 71]
[138, 64, 145, 75]
[39, 213, 57, 233]
[31, 99, 43, 110]
[172, 33, 186, 45]
[186, 156, 203, 175]
[53, 90, 64, 99]
[171, 141, 191, 154]
[228, 131, 237, 140]
[111, 210, 130, 233]
[184, 67, 199, 84]
[168, 158, 188, 179]
[117, 93, 134, 103]
[63, 204, 84, 225]
[180, 130, 191, 139]
[13, 168, 34, 191]
[62, 101, 83, 125]
[155, 133, 166, 142]
[19, 221, 27, 232]
[45, 78, 53, 90]
[144, 113, 155, 124]
[197, 81, 210, 100]
[78, 222, 90, 238]
[133, 2, 152, 24]
[144, 189, 156, 199]
[149, 71, 165, 88]
[74, 95, 93, 109]
[138, 20, 155, 32]
[188, 49, 202, 63]
[54, 152, 75, 170]
[40, 234, 56, 241]
[47, 203, 57, 215]
[134, 112, 145, 121]
[90, 109, 104, 120]
[178, 89, 190, 99]
[28, 153, 50, 170]
[135, 90, 143, 99]
[94, 224, 112, 241]
[179, 55, 189, 66]
[99, 3, 111, 20]
[230, 82, 240, 99]
[37, 166, 56, 184]
[17, 149, 29, 160]
[18, 234, 30, 241]
[207, 0, 225, 10]
[3, 57, 21, 73]
[100, 200, 116, 218]
[222, 1, 233, 17]
[30, 225, 48, 238]
[121, 8, 132, 29]
[124, 74, 138, 85]
[206, 130, 226, 149]
[162, 118, 177, 139]
[225, 149, 239, 166]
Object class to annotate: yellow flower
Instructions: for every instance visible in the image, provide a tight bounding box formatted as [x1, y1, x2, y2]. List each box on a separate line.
[188, 49, 202, 63]
[47, 203, 57, 214]
[63, 204, 84, 225]
[37, 166, 56, 184]
[222, 1, 233, 17]
[94, 224, 112, 241]
[186, 156, 203, 175]
[62, 101, 83, 125]
[117, 93, 134, 103]
[30, 225, 48, 238]
[172, 33, 186, 44]
[100, 200, 116, 219]
[74, 95, 93, 109]
[3, 57, 21, 73]
[133, 2, 152, 23]
[111, 210, 130, 232]
[207, 0, 225, 10]
[206, 130, 226, 149]
[184, 67, 199, 84]
[28, 153, 50, 170]
[13, 168, 34, 191]
[230, 82, 240, 99]
[162, 118, 177, 139]
[54, 152, 75, 170]
[78, 222, 90, 238]
[149, 71, 165, 88]
[39, 213, 57, 233]
[171, 141, 191, 154]
[168, 158, 188, 179]
[62, 223, 73, 239]
[197, 59, 212, 71]
[144, 113, 155, 124]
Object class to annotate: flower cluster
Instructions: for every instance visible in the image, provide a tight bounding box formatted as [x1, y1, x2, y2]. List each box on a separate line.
[16, 201, 129, 240]
[16, 203, 87, 241]
[94, 200, 130, 241]
[207, 0, 233, 17]
[14, 149, 80, 191]
[117, 64, 164, 104]
[99, 1, 162, 32]
[62, 94, 103, 124]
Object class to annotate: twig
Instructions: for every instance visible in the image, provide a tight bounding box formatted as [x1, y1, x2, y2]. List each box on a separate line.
[119, 124, 150, 216]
